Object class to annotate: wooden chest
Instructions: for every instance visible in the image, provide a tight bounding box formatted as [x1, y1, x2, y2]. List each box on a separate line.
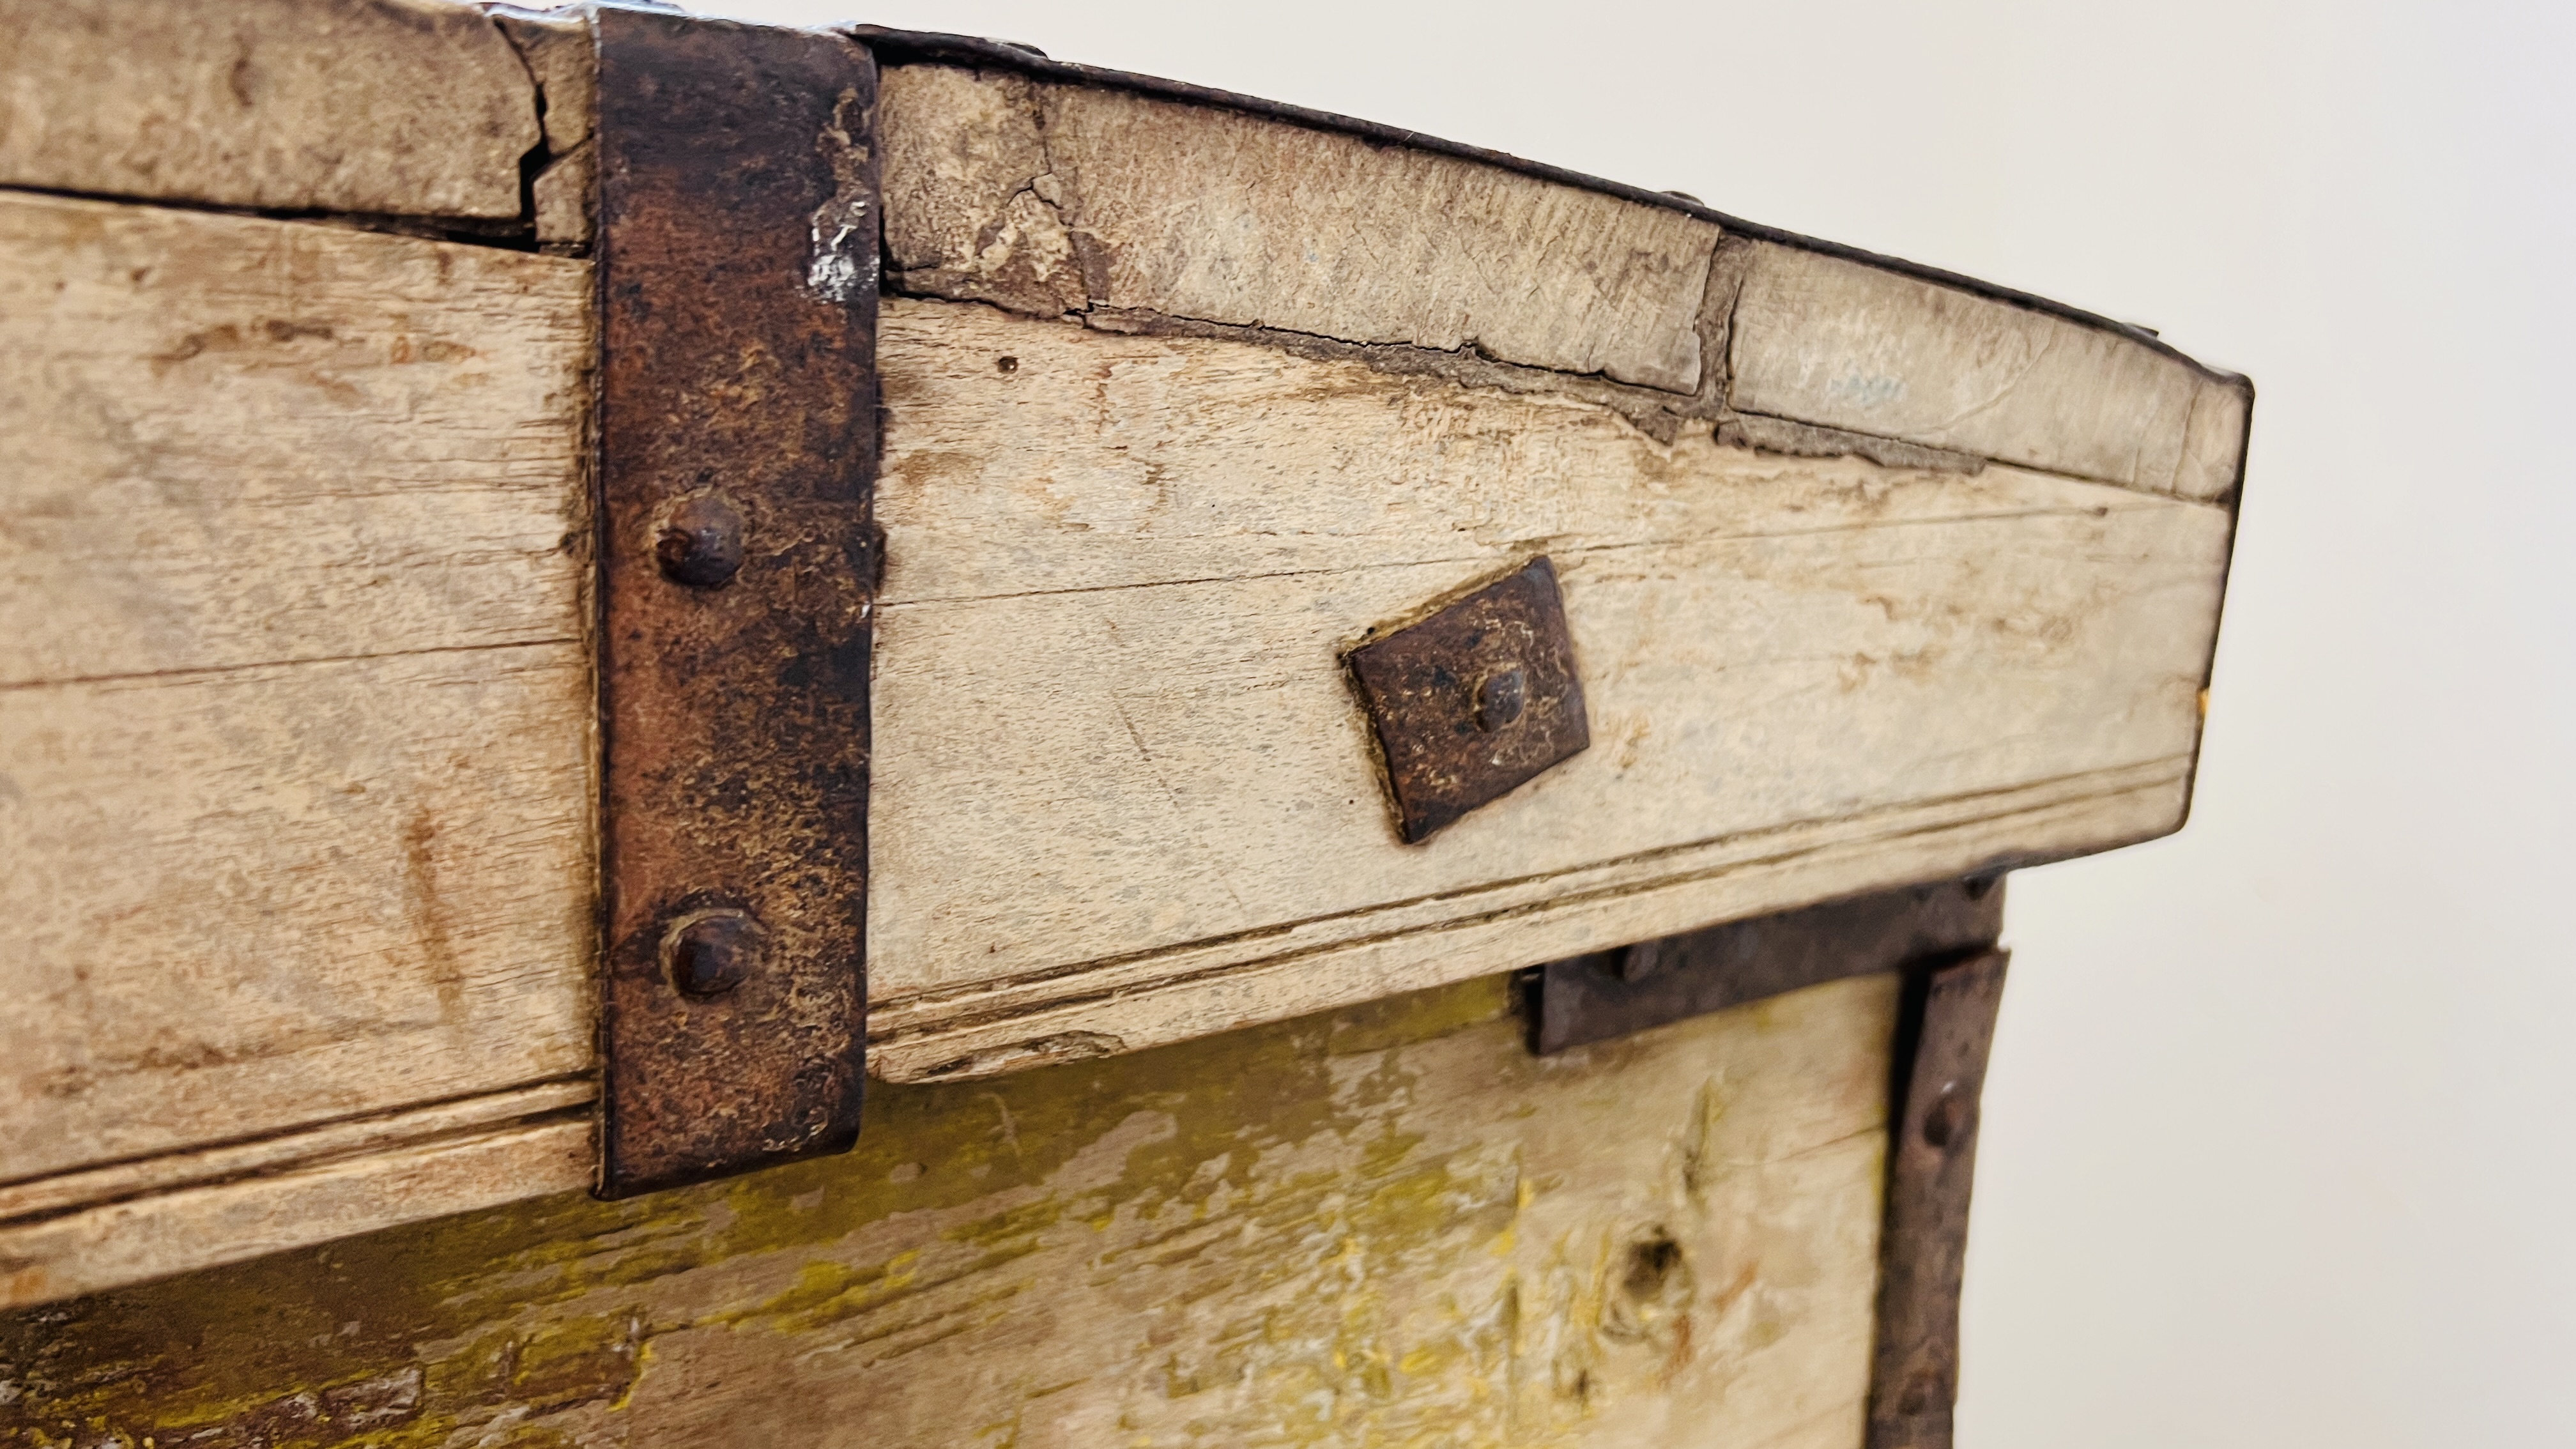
[0, 3, 2246, 1445]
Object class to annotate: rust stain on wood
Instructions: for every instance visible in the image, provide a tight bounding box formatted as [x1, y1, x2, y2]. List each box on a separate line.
[593, 9, 882, 1197]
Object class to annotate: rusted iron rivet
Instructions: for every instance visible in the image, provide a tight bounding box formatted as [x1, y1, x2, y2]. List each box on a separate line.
[654, 493, 746, 588]
[1920, 1079, 1975, 1149]
[661, 909, 762, 999]
[1475, 666, 1527, 732]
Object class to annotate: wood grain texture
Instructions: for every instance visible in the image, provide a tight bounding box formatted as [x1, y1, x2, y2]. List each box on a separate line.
[867, 299, 2229, 1079]
[0, 190, 595, 686]
[0, 0, 539, 220]
[0, 646, 596, 1184]
[1729, 243, 2252, 500]
[878, 63, 1724, 391]
[0, 192, 597, 1200]
[0, 1114, 590, 1309]
[0, 1080, 590, 1226]
[0, 972, 1897, 1446]
[878, 63, 1086, 316]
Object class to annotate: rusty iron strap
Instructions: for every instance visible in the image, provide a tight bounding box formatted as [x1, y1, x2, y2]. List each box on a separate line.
[1524, 878, 2004, 1054]
[1867, 949, 2011, 1449]
[594, 7, 881, 1198]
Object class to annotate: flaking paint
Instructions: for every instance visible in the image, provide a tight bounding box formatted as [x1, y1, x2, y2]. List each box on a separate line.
[1, 972, 1894, 1449]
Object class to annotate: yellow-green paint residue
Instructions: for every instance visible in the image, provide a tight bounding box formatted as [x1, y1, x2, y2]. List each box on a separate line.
[0, 970, 1899, 1449]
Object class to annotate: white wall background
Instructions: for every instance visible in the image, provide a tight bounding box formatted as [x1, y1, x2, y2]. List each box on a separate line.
[689, 1, 2576, 1440]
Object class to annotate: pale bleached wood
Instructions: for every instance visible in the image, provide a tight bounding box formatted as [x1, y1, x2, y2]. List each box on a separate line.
[877, 63, 1724, 392]
[0, 645, 596, 1184]
[0, 191, 593, 687]
[0, 1078, 591, 1225]
[866, 299, 2228, 1079]
[0, 193, 595, 1192]
[0, 0, 538, 220]
[1728, 241, 2252, 500]
[0, 1115, 589, 1308]
[878, 63, 1087, 316]
[873, 761, 2182, 1082]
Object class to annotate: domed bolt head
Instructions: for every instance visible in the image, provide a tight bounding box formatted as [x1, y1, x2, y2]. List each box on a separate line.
[1920, 1079, 1976, 1150]
[655, 494, 746, 588]
[662, 909, 762, 999]
[1474, 666, 1528, 732]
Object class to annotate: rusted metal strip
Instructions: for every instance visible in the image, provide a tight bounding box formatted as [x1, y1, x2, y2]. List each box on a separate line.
[1867, 949, 2011, 1449]
[594, 7, 882, 1198]
[1524, 878, 2002, 1054]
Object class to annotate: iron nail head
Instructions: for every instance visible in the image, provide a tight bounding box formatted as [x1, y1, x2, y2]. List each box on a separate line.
[1475, 666, 1528, 732]
[655, 493, 746, 588]
[1920, 1079, 1975, 1150]
[662, 908, 762, 999]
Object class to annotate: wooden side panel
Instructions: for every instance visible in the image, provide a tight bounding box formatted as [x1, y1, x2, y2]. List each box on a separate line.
[1729, 243, 2251, 500]
[0, 192, 594, 684]
[877, 64, 1725, 392]
[867, 299, 2229, 1079]
[0, 973, 1897, 1448]
[0, 650, 594, 1181]
[0, 0, 539, 219]
[0, 193, 595, 1186]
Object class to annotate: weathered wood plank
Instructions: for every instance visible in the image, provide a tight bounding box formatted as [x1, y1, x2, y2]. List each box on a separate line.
[0, 972, 1897, 1447]
[0, 645, 596, 1185]
[878, 63, 1724, 391]
[1729, 243, 2251, 500]
[878, 63, 1087, 316]
[866, 299, 2228, 1078]
[0, 187, 596, 1202]
[0, 190, 594, 686]
[493, 7, 598, 250]
[0, 1114, 590, 1309]
[0, 0, 539, 220]
[0, 178, 596, 1294]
